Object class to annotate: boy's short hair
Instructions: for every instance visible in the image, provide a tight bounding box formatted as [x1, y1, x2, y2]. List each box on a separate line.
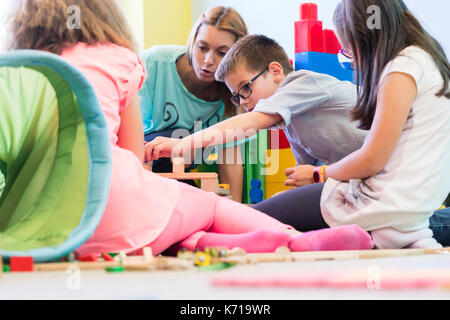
[216, 34, 294, 82]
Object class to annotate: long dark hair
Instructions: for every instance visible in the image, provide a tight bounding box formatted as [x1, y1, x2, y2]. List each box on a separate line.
[334, 0, 450, 130]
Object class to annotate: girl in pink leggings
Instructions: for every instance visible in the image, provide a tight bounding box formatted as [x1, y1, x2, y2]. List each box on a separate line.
[146, 182, 373, 255]
[7, 0, 373, 256]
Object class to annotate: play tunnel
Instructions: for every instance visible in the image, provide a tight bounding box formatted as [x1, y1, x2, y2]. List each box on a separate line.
[0, 50, 111, 263]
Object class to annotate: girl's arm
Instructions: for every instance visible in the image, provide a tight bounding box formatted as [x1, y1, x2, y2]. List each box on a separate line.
[284, 72, 418, 187]
[326, 72, 418, 181]
[146, 111, 282, 161]
[218, 146, 243, 202]
[117, 96, 145, 163]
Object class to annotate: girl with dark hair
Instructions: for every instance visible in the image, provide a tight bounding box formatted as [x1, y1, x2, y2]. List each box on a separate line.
[207, 0, 450, 249]
[322, 0, 450, 248]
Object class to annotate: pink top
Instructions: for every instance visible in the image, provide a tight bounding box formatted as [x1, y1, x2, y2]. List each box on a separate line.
[61, 43, 181, 255]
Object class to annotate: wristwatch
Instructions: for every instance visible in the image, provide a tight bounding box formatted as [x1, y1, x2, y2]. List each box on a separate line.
[313, 166, 322, 184]
[313, 165, 327, 184]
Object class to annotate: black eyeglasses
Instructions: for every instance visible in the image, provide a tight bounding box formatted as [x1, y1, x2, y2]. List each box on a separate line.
[230, 67, 268, 107]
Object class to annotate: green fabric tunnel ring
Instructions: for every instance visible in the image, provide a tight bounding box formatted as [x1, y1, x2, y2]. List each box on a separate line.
[0, 50, 111, 263]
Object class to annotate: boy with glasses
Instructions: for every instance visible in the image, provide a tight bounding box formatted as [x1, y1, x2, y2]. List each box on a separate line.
[146, 34, 366, 187]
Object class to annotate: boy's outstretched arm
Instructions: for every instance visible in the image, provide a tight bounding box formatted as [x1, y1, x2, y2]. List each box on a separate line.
[145, 111, 282, 161]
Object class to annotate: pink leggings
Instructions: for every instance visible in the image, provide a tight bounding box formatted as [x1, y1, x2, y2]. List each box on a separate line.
[146, 182, 294, 255]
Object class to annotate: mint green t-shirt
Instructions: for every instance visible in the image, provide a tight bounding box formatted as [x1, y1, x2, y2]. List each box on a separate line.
[139, 45, 225, 135]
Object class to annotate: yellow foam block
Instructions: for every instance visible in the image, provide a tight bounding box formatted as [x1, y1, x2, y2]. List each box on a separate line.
[265, 149, 296, 181]
[265, 149, 297, 198]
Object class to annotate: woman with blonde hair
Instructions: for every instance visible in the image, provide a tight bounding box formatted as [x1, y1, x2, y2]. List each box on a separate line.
[140, 6, 248, 202]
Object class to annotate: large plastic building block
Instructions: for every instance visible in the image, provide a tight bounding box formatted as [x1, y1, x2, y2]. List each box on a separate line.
[295, 3, 343, 55]
[242, 131, 268, 204]
[323, 29, 341, 55]
[265, 149, 297, 199]
[294, 3, 354, 82]
[295, 3, 324, 53]
[269, 129, 291, 150]
[295, 51, 354, 82]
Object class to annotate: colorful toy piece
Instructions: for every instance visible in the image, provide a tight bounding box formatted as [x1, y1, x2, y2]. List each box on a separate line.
[269, 129, 290, 150]
[10, 256, 34, 272]
[77, 253, 98, 262]
[105, 265, 125, 273]
[195, 252, 212, 267]
[265, 149, 297, 199]
[249, 179, 264, 204]
[262, 3, 356, 199]
[295, 3, 324, 54]
[294, 3, 354, 82]
[158, 157, 219, 193]
[204, 247, 229, 258]
[102, 253, 115, 262]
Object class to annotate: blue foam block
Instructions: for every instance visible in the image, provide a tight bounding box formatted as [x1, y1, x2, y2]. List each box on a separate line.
[295, 51, 354, 83]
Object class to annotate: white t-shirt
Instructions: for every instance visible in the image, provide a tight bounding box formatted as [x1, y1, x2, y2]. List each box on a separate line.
[321, 46, 450, 249]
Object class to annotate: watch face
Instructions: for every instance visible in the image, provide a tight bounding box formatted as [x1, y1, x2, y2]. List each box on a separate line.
[313, 170, 320, 183]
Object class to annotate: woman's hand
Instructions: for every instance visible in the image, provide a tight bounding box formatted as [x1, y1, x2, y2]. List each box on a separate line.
[145, 137, 185, 161]
[284, 164, 315, 187]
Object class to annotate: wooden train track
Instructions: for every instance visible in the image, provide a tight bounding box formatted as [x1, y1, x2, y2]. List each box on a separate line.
[19, 247, 450, 273]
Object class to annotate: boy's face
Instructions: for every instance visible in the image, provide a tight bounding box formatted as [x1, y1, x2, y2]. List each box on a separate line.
[225, 65, 283, 112]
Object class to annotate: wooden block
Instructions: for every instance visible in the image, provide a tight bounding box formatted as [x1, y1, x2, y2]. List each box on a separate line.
[158, 172, 219, 193]
[213, 247, 450, 265]
[144, 161, 153, 171]
[143, 247, 153, 263]
[275, 246, 291, 255]
[172, 157, 185, 174]
[123, 261, 153, 271]
[201, 178, 218, 193]
[33, 254, 194, 272]
[34, 261, 120, 272]
[158, 172, 218, 180]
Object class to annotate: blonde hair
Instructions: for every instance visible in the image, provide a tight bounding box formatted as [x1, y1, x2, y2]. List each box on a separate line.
[186, 6, 248, 117]
[7, 0, 136, 54]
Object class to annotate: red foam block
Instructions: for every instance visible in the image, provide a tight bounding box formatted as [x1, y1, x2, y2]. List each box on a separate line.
[324, 29, 342, 54]
[269, 130, 290, 150]
[10, 257, 34, 272]
[295, 20, 324, 53]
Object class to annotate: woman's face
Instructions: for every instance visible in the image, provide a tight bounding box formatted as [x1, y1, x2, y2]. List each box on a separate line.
[191, 24, 236, 83]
